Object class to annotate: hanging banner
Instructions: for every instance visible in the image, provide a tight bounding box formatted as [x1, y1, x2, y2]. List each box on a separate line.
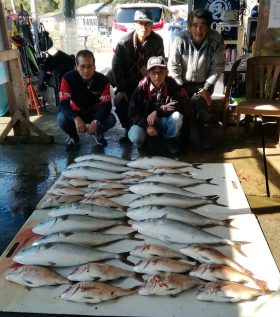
[194, 0, 240, 39]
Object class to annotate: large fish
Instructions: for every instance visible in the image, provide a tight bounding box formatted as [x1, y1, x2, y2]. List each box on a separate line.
[62, 167, 125, 181]
[132, 217, 246, 253]
[14, 242, 130, 267]
[68, 262, 143, 282]
[127, 156, 194, 169]
[60, 281, 138, 304]
[84, 188, 129, 198]
[196, 281, 273, 302]
[130, 243, 186, 259]
[47, 185, 87, 196]
[133, 256, 195, 275]
[5, 265, 71, 288]
[32, 231, 137, 247]
[147, 167, 192, 175]
[179, 244, 252, 275]
[129, 182, 208, 198]
[139, 174, 215, 187]
[190, 264, 268, 290]
[127, 205, 234, 228]
[139, 273, 205, 296]
[32, 215, 124, 235]
[81, 196, 127, 211]
[56, 177, 92, 188]
[48, 203, 126, 219]
[36, 194, 82, 209]
[88, 181, 127, 190]
[74, 154, 129, 165]
[129, 193, 224, 209]
[122, 169, 152, 178]
[67, 160, 130, 172]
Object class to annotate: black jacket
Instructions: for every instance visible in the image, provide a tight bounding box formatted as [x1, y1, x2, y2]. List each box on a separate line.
[128, 76, 183, 129]
[112, 31, 164, 94]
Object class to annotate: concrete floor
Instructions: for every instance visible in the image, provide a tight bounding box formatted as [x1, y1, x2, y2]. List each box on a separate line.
[0, 110, 279, 272]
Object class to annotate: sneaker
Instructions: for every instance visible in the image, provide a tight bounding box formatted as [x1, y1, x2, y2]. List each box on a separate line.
[64, 137, 79, 151]
[94, 134, 108, 146]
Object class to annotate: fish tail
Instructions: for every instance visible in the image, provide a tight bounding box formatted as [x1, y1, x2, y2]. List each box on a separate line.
[206, 178, 217, 185]
[254, 278, 269, 291]
[119, 252, 134, 266]
[133, 273, 144, 282]
[223, 218, 238, 229]
[122, 206, 128, 211]
[129, 285, 141, 295]
[232, 241, 251, 257]
[126, 232, 144, 241]
[193, 163, 202, 170]
[211, 195, 228, 207]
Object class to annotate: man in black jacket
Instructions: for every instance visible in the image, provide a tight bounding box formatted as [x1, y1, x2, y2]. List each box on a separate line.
[128, 56, 183, 154]
[111, 9, 164, 143]
[57, 50, 116, 151]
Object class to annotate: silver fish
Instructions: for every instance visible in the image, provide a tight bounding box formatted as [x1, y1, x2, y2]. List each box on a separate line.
[32, 215, 124, 235]
[129, 193, 223, 209]
[68, 262, 142, 282]
[139, 174, 214, 187]
[139, 273, 205, 296]
[130, 243, 185, 259]
[129, 182, 207, 197]
[127, 205, 234, 227]
[179, 244, 252, 275]
[148, 167, 192, 175]
[67, 160, 130, 172]
[132, 217, 245, 252]
[5, 265, 71, 287]
[133, 256, 195, 275]
[60, 281, 138, 304]
[47, 185, 86, 196]
[81, 196, 127, 211]
[127, 156, 193, 169]
[84, 188, 129, 198]
[122, 169, 153, 177]
[74, 154, 129, 165]
[190, 264, 268, 290]
[196, 281, 273, 302]
[32, 231, 136, 247]
[36, 194, 82, 209]
[14, 242, 129, 267]
[62, 167, 125, 181]
[48, 203, 126, 219]
[88, 181, 127, 189]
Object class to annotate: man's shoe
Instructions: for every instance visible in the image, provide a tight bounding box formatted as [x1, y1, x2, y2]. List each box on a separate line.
[64, 137, 79, 151]
[94, 134, 108, 146]
[200, 123, 214, 150]
[165, 138, 182, 155]
[119, 130, 131, 144]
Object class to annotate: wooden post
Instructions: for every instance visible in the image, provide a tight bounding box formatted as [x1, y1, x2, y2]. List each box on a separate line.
[0, 2, 53, 144]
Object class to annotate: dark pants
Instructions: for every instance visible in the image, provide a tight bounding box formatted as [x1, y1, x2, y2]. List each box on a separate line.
[57, 111, 116, 140]
[114, 87, 134, 130]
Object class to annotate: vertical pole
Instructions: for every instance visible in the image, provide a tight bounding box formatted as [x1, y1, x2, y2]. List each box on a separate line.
[30, 0, 40, 55]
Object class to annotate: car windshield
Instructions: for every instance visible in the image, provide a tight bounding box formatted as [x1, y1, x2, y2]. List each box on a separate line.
[115, 7, 162, 23]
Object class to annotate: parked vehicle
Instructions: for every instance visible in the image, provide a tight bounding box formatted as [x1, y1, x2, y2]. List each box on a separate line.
[111, 2, 173, 57]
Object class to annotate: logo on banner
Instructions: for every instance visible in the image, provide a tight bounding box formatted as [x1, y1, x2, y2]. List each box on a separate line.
[205, 0, 233, 29]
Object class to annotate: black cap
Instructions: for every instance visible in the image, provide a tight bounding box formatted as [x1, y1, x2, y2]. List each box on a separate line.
[134, 9, 153, 23]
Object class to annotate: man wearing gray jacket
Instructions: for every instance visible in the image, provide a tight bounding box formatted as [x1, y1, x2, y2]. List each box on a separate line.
[168, 8, 225, 149]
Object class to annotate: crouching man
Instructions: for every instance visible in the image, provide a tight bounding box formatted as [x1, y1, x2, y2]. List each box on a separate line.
[57, 49, 116, 151]
[128, 56, 183, 155]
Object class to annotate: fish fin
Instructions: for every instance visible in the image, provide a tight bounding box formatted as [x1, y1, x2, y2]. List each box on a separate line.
[254, 279, 269, 291]
[24, 286, 32, 291]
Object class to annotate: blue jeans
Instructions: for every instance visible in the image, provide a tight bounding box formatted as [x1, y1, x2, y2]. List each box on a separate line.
[128, 111, 183, 145]
[57, 112, 116, 140]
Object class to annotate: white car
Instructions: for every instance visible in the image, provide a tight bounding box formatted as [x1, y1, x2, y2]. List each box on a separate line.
[111, 2, 173, 57]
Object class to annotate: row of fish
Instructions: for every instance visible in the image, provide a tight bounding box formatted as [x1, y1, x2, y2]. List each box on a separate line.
[5, 154, 273, 306]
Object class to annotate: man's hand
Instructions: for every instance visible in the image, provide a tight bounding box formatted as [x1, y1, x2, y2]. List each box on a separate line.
[74, 116, 87, 134]
[161, 101, 177, 113]
[147, 110, 157, 126]
[198, 89, 212, 106]
[114, 91, 128, 105]
[87, 120, 99, 135]
[147, 125, 158, 137]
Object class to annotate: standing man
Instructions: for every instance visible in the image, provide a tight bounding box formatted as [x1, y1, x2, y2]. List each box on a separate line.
[168, 9, 186, 43]
[57, 50, 116, 151]
[168, 8, 225, 149]
[111, 9, 164, 143]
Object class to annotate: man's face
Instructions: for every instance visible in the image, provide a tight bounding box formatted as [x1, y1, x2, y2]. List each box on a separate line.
[149, 66, 167, 88]
[134, 20, 153, 40]
[189, 17, 210, 43]
[76, 56, 95, 81]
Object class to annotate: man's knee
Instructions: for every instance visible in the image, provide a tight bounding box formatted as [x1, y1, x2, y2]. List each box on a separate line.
[128, 125, 146, 144]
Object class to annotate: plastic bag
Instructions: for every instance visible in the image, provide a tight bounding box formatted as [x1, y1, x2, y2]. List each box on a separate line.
[38, 23, 53, 51]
